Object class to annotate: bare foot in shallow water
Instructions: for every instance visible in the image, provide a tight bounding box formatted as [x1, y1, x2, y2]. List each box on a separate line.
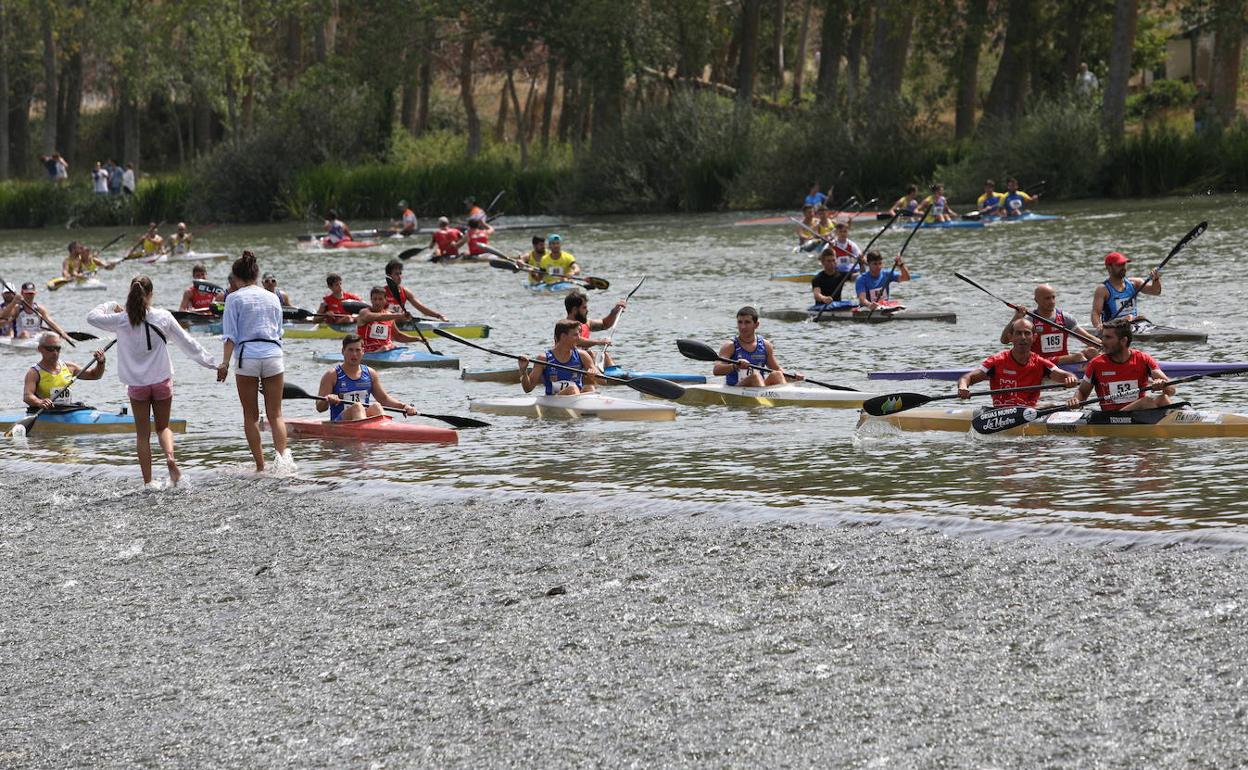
[166, 457, 181, 487]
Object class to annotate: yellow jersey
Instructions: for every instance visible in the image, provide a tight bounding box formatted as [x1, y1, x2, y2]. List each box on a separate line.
[142, 236, 163, 255]
[539, 251, 577, 285]
[32, 362, 74, 403]
[977, 191, 1004, 212]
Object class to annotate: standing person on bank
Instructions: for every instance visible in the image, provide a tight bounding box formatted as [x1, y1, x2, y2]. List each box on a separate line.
[217, 251, 292, 473]
[88, 276, 218, 487]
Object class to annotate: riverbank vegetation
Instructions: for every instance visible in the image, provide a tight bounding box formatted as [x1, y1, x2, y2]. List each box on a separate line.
[5, 1, 1246, 227]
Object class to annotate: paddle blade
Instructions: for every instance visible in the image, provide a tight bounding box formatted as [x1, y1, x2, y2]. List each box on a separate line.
[480, 244, 511, 260]
[341, 300, 368, 314]
[584, 276, 610, 290]
[676, 338, 720, 362]
[970, 405, 1035, 435]
[488, 257, 521, 272]
[65, 331, 97, 341]
[281, 383, 319, 401]
[876, 212, 892, 220]
[283, 307, 314, 321]
[423, 412, 490, 429]
[9, 412, 39, 437]
[862, 392, 929, 416]
[398, 246, 426, 261]
[626, 376, 686, 400]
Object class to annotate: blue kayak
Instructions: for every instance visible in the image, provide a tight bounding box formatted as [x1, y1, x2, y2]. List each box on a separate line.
[526, 280, 578, 294]
[312, 346, 460, 368]
[981, 212, 1062, 223]
[0, 406, 187, 435]
[899, 219, 984, 230]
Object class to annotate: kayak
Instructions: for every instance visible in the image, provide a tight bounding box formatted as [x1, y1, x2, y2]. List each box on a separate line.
[0, 406, 187, 435]
[670, 382, 873, 409]
[469, 393, 677, 421]
[311, 346, 459, 368]
[768, 272, 922, 283]
[460, 365, 707, 385]
[761, 305, 957, 323]
[285, 415, 458, 444]
[141, 251, 231, 265]
[285, 322, 492, 341]
[526, 280, 578, 294]
[869, 360, 1248, 382]
[429, 254, 492, 265]
[976, 212, 1061, 223]
[47, 276, 107, 291]
[0, 336, 40, 351]
[898, 220, 983, 230]
[296, 237, 383, 250]
[1099, 322, 1207, 344]
[734, 212, 883, 226]
[857, 403, 1248, 439]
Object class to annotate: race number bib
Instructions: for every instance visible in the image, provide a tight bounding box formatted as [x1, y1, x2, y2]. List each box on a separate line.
[1008, 198, 1023, 211]
[1105, 379, 1139, 404]
[367, 323, 388, 340]
[50, 386, 71, 404]
[18, 314, 38, 330]
[549, 266, 565, 276]
[342, 389, 366, 404]
[1039, 332, 1063, 353]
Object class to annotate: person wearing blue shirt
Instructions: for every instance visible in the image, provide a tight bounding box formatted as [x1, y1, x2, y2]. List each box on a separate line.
[855, 251, 911, 310]
[803, 183, 827, 209]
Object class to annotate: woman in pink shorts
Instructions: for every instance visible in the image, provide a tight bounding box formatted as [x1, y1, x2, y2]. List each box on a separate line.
[88, 276, 218, 486]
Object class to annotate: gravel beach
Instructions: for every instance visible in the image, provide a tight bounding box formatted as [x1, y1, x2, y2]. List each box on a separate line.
[4, 467, 1247, 768]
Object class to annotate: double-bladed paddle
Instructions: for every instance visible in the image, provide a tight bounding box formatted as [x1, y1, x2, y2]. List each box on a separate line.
[814, 207, 904, 322]
[1106, 221, 1207, 322]
[398, 245, 429, 261]
[970, 364, 1248, 435]
[485, 251, 610, 290]
[7, 338, 117, 437]
[0, 276, 83, 347]
[675, 338, 858, 392]
[281, 383, 489, 429]
[385, 276, 441, 356]
[953, 271, 1104, 349]
[283, 300, 371, 322]
[600, 276, 646, 354]
[430, 328, 686, 400]
[862, 383, 1073, 417]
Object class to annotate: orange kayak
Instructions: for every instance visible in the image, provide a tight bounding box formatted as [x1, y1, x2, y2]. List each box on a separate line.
[285, 415, 458, 444]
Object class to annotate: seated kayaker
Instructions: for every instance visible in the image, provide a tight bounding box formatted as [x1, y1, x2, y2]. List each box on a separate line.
[712, 306, 800, 387]
[262, 273, 293, 307]
[453, 217, 494, 257]
[1068, 318, 1174, 412]
[383, 261, 449, 320]
[957, 319, 1077, 407]
[518, 319, 598, 396]
[888, 184, 922, 219]
[827, 220, 861, 271]
[394, 200, 418, 236]
[168, 223, 193, 256]
[179, 265, 225, 312]
[811, 252, 857, 305]
[63, 240, 117, 279]
[919, 183, 958, 222]
[0, 285, 16, 336]
[323, 209, 352, 246]
[316, 273, 361, 324]
[464, 196, 486, 222]
[358, 286, 425, 354]
[977, 179, 1005, 217]
[795, 204, 818, 246]
[524, 235, 546, 284]
[317, 334, 419, 421]
[1002, 177, 1040, 218]
[428, 216, 463, 259]
[803, 183, 827, 209]
[539, 234, 580, 285]
[855, 251, 910, 311]
[22, 332, 105, 411]
[127, 222, 164, 259]
[1000, 284, 1098, 364]
[1091, 250, 1160, 331]
[564, 290, 626, 369]
[0, 283, 70, 340]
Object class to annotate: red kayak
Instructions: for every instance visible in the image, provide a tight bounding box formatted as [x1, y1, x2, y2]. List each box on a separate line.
[286, 415, 458, 444]
[320, 238, 380, 249]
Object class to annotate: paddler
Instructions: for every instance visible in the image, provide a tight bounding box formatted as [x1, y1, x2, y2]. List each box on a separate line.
[1068, 317, 1174, 412]
[712, 306, 801, 387]
[428, 216, 463, 259]
[0, 285, 16, 336]
[976, 180, 1005, 217]
[795, 204, 818, 246]
[523, 235, 547, 285]
[1002, 177, 1040, 218]
[315, 273, 362, 324]
[811, 251, 858, 305]
[0, 282, 70, 340]
[919, 183, 958, 223]
[453, 216, 494, 257]
[22, 332, 105, 410]
[394, 200, 418, 236]
[63, 240, 118, 278]
[382, 260, 449, 321]
[887, 184, 922, 219]
[168, 222, 193, 256]
[323, 209, 352, 247]
[826, 221, 861, 273]
[999, 284, 1098, 364]
[803, 183, 827, 208]
[539, 234, 580, 285]
[801, 206, 836, 253]
[1091, 251, 1160, 330]
[317, 333, 419, 421]
[564, 290, 626, 369]
[356, 287, 427, 355]
[518, 319, 599, 397]
[464, 196, 486, 222]
[957, 318, 1078, 406]
[179, 265, 224, 312]
[855, 251, 910, 310]
[261, 273, 293, 307]
[128, 222, 164, 259]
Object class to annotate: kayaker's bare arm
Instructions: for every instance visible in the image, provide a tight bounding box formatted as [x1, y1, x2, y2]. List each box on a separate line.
[1090, 286, 1108, 329]
[402, 287, 448, 321]
[1135, 271, 1162, 296]
[956, 369, 989, 399]
[764, 339, 800, 381]
[70, 353, 106, 381]
[518, 355, 541, 393]
[356, 308, 408, 325]
[711, 340, 739, 377]
[22, 368, 48, 409]
[315, 368, 337, 412]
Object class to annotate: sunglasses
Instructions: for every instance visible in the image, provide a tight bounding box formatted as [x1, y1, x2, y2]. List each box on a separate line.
[40, 345, 61, 351]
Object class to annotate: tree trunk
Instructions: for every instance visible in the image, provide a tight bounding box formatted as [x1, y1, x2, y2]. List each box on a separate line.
[771, 0, 785, 100]
[590, 39, 625, 147]
[57, 52, 82, 163]
[506, 70, 529, 168]
[120, 83, 139, 168]
[1100, 0, 1137, 139]
[324, 0, 339, 58]
[954, 0, 988, 139]
[172, 94, 185, 166]
[9, 77, 30, 177]
[817, 0, 847, 104]
[40, 5, 56, 153]
[867, 0, 913, 104]
[242, 71, 256, 136]
[983, 0, 1034, 124]
[225, 76, 239, 147]
[541, 54, 557, 150]
[1211, 0, 1245, 127]
[558, 64, 576, 144]
[791, 0, 813, 102]
[736, 0, 762, 106]
[1058, 0, 1092, 84]
[400, 43, 416, 132]
[845, 1, 870, 101]
[461, 33, 481, 157]
[416, 17, 433, 136]
[0, 0, 9, 179]
[494, 76, 509, 143]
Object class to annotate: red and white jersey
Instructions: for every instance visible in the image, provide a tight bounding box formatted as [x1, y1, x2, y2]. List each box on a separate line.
[357, 317, 395, 353]
[1082, 349, 1162, 411]
[1032, 308, 1075, 358]
[466, 229, 491, 255]
[977, 349, 1057, 406]
[829, 238, 861, 273]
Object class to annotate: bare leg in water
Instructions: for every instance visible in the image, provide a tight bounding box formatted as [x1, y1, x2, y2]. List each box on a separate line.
[152, 397, 180, 485]
[130, 397, 154, 484]
[261, 371, 288, 459]
[235, 374, 265, 471]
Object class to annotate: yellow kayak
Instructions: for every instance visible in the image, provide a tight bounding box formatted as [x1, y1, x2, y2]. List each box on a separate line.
[667, 383, 872, 409]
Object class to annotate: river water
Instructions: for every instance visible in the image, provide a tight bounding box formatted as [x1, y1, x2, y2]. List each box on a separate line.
[2, 195, 1245, 540]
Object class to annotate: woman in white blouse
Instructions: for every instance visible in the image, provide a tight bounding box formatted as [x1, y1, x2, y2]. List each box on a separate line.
[87, 275, 217, 487]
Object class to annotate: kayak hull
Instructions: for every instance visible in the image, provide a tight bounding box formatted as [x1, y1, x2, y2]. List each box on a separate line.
[142, 251, 231, 265]
[858, 405, 1248, 438]
[869, 360, 1248, 382]
[460, 366, 707, 385]
[1110, 324, 1207, 344]
[761, 307, 957, 324]
[526, 280, 578, 294]
[285, 322, 491, 340]
[0, 408, 187, 435]
[311, 347, 459, 368]
[898, 220, 984, 230]
[285, 415, 457, 444]
[469, 393, 677, 421]
[0, 336, 41, 351]
[671, 383, 873, 409]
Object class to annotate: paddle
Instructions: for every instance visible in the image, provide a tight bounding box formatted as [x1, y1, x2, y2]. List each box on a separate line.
[675, 338, 858, 392]
[385, 276, 441, 356]
[1107, 221, 1207, 322]
[284, 300, 370, 323]
[846, 198, 879, 223]
[8, 338, 117, 437]
[0, 277, 78, 347]
[970, 364, 1248, 436]
[598, 276, 646, 369]
[281, 383, 489, 429]
[815, 207, 904, 322]
[398, 245, 429, 261]
[430, 328, 686, 400]
[862, 383, 1072, 417]
[953, 272, 1104, 349]
[484, 250, 610, 290]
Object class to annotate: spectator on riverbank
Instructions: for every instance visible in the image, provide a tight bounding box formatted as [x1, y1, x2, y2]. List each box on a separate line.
[54, 154, 68, 183]
[122, 163, 136, 195]
[1075, 63, 1098, 98]
[107, 160, 123, 195]
[92, 162, 109, 194]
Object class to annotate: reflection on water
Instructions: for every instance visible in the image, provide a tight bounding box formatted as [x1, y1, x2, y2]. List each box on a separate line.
[0, 197, 1246, 537]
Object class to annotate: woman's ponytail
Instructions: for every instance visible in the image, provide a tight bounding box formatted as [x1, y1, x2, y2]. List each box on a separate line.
[126, 275, 153, 327]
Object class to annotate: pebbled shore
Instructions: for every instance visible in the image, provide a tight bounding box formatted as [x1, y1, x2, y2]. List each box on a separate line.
[3, 468, 1247, 768]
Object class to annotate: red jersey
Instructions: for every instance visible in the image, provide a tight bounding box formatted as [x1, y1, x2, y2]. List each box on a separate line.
[322, 291, 361, 317]
[466, 229, 490, 255]
[188, 280, 222, 310]
[1082, 349, 1161, 411]
[432, 228, 462, 256]
[977, 349, 1057, 406]
[358, 317, 395, 353]
[384, 285, 406, 314]
[578, 321, 590, 339]
[1032, 308, 1075, 359]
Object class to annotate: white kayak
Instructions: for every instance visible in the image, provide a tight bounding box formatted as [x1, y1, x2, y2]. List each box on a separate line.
[669, 382, 873, 409]
[142, 251, 232, 265]
[64, 277, 108, 291]
[469, 393, 677, 421]
[0, 336, 40, 351]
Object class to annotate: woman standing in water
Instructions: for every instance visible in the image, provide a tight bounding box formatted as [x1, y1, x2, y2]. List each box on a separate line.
[217, 251, 292, 472]
[88, 275, 218, 487]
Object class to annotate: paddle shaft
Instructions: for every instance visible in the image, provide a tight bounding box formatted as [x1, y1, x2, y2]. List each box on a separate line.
[486, 253, 607, 289]
[11, 339, 117, 435]
[1108, 221, 1207, 321]
[433, 330, 630, 386]
[385, 277, 439, 355]
[953, 271, 1104, 349]
[709, 351, 855, 392]
[601, 276, 646, 351]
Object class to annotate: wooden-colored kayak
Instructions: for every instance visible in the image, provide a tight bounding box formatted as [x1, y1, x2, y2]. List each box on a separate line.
[761, 306, 957, 324]
[469, 393, 677, 421]
[869, 360, 1248, 382]
[670, 382, 873, 409]
[285, 415, 458, 444]
[857, 404, 1248, 438]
